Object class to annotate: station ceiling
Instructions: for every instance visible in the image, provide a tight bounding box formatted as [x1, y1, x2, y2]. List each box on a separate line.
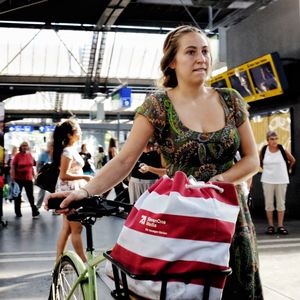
[0, 0, 274, 123]
[0, 0, 272, 31]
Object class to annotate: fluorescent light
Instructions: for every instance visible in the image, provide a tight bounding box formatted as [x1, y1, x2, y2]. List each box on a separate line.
[227, 1, 255, 9]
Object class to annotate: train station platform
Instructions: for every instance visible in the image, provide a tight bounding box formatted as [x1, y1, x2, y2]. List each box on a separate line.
[0, 199, 299, 300]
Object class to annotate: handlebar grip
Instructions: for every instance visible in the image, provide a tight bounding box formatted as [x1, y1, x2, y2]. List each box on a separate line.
[47, 198, 66, 209]
[47, 196, 101, 210]
[47, 196, 133, 216]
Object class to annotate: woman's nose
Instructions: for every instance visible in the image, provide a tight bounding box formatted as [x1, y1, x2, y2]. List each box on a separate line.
[196, 52, 206, 63]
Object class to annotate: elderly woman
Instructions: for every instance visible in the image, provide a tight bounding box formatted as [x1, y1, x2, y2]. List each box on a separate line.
[260, 131, 296, 235]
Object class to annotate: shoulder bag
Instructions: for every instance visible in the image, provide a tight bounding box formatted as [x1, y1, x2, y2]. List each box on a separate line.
[35, 162, 59, 193]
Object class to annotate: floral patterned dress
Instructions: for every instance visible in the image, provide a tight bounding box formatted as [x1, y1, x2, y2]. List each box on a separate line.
[136, 88, 263, 299]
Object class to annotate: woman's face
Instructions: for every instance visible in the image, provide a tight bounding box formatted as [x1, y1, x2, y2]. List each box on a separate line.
[69, 125, 82, 144]
[267, 136, 278, 147]
[20, 143, 29, 153]
[170, 32, 211, 85]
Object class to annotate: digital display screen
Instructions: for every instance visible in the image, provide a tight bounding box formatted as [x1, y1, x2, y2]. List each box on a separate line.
[249, 62, 278, 93]
[211, 79, 227, 88]
[229, 71, 254, 98]
[208, 52, 288, 102]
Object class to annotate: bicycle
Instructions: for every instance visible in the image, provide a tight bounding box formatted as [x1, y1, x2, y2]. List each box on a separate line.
[48, 196, 232, 300]
[48, 196, 132, 300]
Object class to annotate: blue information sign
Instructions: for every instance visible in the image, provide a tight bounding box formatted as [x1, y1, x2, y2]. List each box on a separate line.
[8, 125, 34, 132]
[120, 87, 132, 108]
[39, 125, 56, 133]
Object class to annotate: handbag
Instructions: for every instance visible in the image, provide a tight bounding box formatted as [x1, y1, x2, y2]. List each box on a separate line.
[35, 162, 59, 193]
[9, 181, 20, 199]
[107, 171, 240, 299]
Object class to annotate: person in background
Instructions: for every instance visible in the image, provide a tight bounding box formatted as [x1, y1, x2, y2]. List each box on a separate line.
[3, 145, 18, 202]
[0, 168, 5, 225]
[79, 143, 95, 175]
[11, 141, 39, 218]
[128, 141, 166, 204]
[35, 141, 53, 209]
[52, 119, 93, 262]
[46, 25, 262, 299]
[102, 137, 124, 198]
[95, 145, 107, 170]
[260, 130, 296, 235]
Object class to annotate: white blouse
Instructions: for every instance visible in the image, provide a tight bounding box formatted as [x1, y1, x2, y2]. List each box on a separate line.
[56, 146, 86, 192]
[261, 147, 289, 184]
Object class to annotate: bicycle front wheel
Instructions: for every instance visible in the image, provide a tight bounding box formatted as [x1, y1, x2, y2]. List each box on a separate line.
[51, 256, 88, 300]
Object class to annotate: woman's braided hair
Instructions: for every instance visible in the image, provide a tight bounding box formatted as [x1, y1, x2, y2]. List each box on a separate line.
[159, 25, 210, 88]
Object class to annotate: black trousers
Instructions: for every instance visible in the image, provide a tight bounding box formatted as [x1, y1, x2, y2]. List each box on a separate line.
[14, 179, 38, 216]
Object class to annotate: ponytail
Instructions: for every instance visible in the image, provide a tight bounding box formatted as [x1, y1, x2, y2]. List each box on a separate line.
[52, 119, 78, 166]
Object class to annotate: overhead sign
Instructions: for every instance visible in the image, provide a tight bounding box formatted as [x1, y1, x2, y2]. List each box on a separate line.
[8, 125, 34, 132]
[39, 125, 56, 133]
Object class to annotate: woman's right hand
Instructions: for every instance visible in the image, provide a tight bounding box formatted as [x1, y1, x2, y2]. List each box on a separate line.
[44, 189, 87, 212]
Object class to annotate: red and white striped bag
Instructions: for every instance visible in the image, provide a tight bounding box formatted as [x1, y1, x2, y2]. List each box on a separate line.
[108, 171, 240, 299]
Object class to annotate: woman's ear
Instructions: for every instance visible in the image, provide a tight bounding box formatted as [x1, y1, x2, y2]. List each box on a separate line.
[169, 61, 175, 69]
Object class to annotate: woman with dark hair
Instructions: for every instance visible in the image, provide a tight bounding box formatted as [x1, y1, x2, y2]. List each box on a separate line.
[11, 141, 39, 218]
[47, 25, 262, 299]
[79, 143, 95, 175]
[53, 119, 92, 262]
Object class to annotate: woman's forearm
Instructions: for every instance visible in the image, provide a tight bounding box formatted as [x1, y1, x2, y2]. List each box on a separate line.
[149, 166, 167, 177]
[218, 155, 259, 184]
[138, 163, 166, 177]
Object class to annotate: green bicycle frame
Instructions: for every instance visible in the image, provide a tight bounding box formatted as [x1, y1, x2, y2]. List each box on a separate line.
[54, 249, 107, 300]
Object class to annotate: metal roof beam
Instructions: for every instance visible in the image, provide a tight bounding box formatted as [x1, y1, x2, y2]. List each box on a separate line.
[209, 0, 274, 31]
[96, 0, 131, 27]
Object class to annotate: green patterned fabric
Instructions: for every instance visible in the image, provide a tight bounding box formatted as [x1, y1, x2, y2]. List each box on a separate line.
[136, 87, 263, 299]
[136, 88, 248, 182]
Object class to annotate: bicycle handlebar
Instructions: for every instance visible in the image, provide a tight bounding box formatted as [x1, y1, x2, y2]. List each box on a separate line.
[47, 196, 133, 220]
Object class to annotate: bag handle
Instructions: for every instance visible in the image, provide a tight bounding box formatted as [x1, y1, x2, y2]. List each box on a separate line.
[186, 176, 224, 193]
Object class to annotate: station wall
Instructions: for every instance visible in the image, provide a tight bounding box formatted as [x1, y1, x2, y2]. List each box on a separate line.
[223, 0, 300, 218]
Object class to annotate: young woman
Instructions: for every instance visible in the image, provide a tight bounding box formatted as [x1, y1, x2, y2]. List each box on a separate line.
[79, 143, 95, 175]
[52, 119, 92, 262]
[46, 26, 262, 298]
[128, 141, 166, 204]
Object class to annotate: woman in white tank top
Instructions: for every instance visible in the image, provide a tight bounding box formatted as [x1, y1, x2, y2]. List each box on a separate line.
[260, 131, 296, 235]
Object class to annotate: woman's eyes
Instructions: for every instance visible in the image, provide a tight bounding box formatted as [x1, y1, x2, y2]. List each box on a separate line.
[202, 49, 209, 55]
[186, 49, 196, 55]
[186, 49, 209, 56]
